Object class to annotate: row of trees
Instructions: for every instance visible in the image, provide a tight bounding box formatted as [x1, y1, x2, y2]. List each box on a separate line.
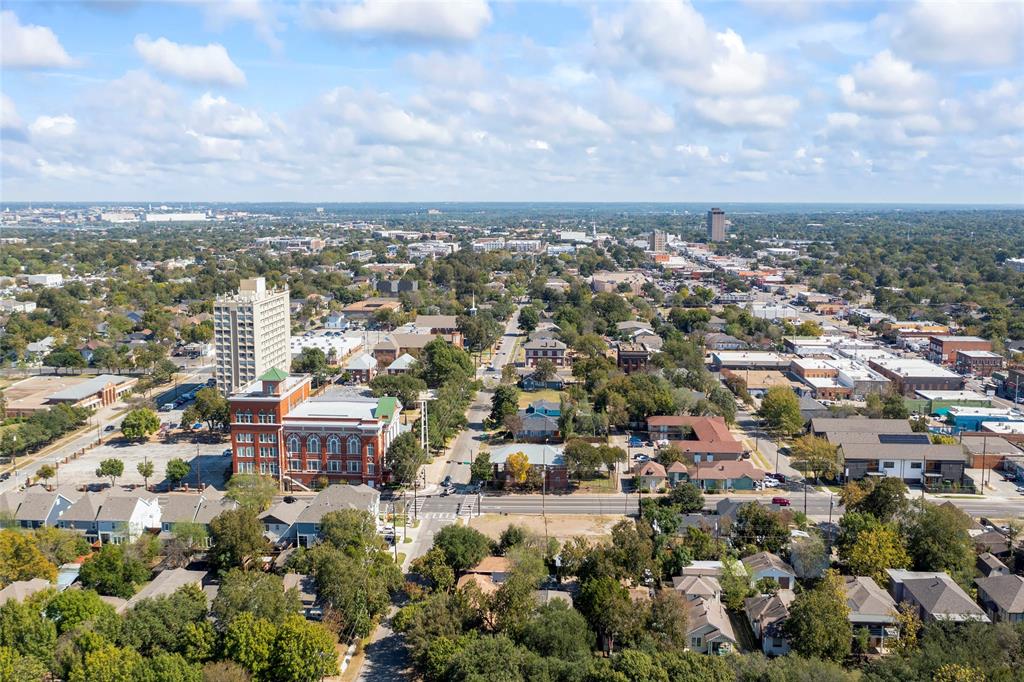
[0, 403, 91, 461]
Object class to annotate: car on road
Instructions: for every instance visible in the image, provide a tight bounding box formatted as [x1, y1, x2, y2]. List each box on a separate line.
[634, 454, 650, 463]
[0, 473, 9, 482]
[223, 449, 232, 457]
[442, 475, 452, 488]
[104, 425, 116, 432]
[628, 436, 644, 448]
[771, 497, 791, 507]
[1015, 486, 1024, 495]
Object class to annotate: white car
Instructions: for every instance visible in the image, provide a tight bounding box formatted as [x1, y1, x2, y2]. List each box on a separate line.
[761, 478, 780, 488]
[634, 454, 650, 463]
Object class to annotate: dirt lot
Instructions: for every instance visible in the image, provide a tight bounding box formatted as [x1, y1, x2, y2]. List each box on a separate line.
[469, 513, 620, 543]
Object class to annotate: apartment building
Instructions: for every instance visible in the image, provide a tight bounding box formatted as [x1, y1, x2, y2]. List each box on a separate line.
[214, 277, 291, 395]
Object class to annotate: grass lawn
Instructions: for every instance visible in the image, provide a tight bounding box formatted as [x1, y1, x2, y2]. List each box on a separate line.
[517, 388, 562, 409]
[573, 475, 617, 493]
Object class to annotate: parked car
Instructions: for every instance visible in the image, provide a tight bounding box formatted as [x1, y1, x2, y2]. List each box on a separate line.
[442, 475, 452, 488]
[628, 436, 644, 448]
[223, 449, 232, 457]
[634, 454, 650, 464]
[762, 478, 780, 488]
[104, 425, 116, 432]
[768, 473, 787, 483]
[771, 497, 791, 507]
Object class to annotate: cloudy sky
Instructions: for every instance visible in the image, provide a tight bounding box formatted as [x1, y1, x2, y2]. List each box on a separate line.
[1, 0, 1022, 203]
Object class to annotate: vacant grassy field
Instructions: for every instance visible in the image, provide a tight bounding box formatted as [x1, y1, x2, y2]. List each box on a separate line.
[470, 513, 620, 543]
[517, 389, 563, 409]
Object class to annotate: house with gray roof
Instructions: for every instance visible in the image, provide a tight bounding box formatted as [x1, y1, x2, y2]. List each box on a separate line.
[976, 574, 1024, 623]
[843, 576, 899, 652]
[742, 552, 796, 590]
[120, 568, 206, 613]
[95, 494, 161, 544]
[0, 491, 25, 525]
[261, 499, 305, 544]
[745, 589, 795, 656]
[14, 488, 77, 529]
[837, 442, 967, 486]
[386, 353, 417, 375]
[59, 490, 111, 541]
[887, 570, 989, 623]
[294, 484, 381, 547]
[0, 578, 52, 606]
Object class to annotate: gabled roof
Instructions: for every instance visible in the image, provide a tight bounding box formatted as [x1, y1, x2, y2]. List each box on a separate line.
[671, 575, 720, 598]
[14, 491, 63, 522]
[62, 490, 111, 524]
[635, 461, 667, 477]
[843, 576, 897, 623]
[345, 353, 377, 371]
[902, 574, 989, 621]
[744, 589, 794, 627]
[742, 551, 795, 577]
[977, 575, 1024, 614]
[524, 338, 567, 351]
[0, 578, 52, 605]
[95, 495, 154, 522]
[692, 460, 765, 481]
[260, 499, 305, 526]
[415, 315, 458, 329]
[467, 556, 511, 575]
[387, 353, 417, 371]
[295, 484, 380, 525]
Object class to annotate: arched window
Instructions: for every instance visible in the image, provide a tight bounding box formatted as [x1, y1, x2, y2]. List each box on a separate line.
[347, 436, 362, 456]
[287, 434, 300, 453]
[307, 435, 320, 454]
[327, 435, 341, 455]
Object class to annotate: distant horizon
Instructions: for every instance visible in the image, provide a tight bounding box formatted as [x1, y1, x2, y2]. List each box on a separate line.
[3, 2, 1022, 203]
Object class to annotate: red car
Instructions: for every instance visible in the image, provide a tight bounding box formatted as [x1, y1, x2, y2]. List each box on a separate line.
[771, 497, 791, 507]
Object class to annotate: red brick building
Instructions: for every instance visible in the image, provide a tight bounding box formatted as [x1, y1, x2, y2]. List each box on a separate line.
[229, 369, 402, 489]
[928, 335, 992, 364]
[954, 350, 1005, 377]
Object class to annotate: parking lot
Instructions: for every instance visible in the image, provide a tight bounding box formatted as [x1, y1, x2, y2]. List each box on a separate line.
[55, 433, 232, 491]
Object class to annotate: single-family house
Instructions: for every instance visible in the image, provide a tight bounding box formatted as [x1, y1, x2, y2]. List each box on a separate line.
[488, 444, 569, 490]
[667, 461, 689, 486]
[345, 353, 378, 384]
[670, 572, 737, 655]
[646, 416, 746, 462]
[742, 552, 796, 590]
[691, 460, 764, 491]
[283, 572, 320, 619]
[745, 589, 795, 656]
[386, 353, 417, 375]
[524, 338, 568, 368]
[515, 412, 560, 441]
[843, 576, 899, 652]
[886, 570, 990, 623]
[260, 499, 305, 544]
[524, 400, 560, 418]
[59, 491, 110, 541]
[120, 568, 205, 613]
[95, 495, 161, 544]
[14, 489, 77, 529]
[0, 578, 53, 606]
[293, 484, 381, 547]
[634, 461, 667, 491]
[977, 552, 1010, 577]
[976, 574, 1024, 623]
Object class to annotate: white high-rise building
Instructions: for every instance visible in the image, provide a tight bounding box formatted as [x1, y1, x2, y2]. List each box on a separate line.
[214, 277, 291, 394]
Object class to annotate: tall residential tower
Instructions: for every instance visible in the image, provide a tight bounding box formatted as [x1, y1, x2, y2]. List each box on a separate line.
[214, 277, 291, 394]
[707, 208, 726, 242]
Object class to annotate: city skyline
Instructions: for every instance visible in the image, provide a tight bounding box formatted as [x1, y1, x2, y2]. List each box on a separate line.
[2, 1, 1022, 204]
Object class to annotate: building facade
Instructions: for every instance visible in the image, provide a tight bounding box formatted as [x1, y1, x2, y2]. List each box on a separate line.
[707, 208, 726, 242]
[229, 371, 402, 489]
[928, 335, 992, 364]
[215, 277, 291, 395]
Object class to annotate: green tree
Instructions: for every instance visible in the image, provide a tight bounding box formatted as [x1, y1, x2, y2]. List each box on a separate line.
[0, 529, 57, 586]
[209, 507, 268, 572]
[35, 464, 56, 486]
[517, 600, 594, 660]
[410, 547, 455, 593]
[647, 590, 689, 652]
[882, 393, 909, 419]
[95, 458, 125, 489]
[224, 613, 275, 680]
[906, 502, 974, 584]
[563, 439, 602, 480]
[291, 347, 329, 382]
[44, 588, 117, 635]
[137, 460, 155, 490]
[32, 526, 89, 565]
[790, 535, 829, 580]
[318, 509, 379, 555]
[757, 386, 805, 437]
[212, 569, 301, 627]
[121, 408, 160, 441]
[271, 614, 338, 682]
[844, 524, 910, 584]
[225, 474, 278, 512]
[518, 306, 539, 333]
[386, 432, 428, 486]
[489, 384, 520, 427]
[0, 645, 50, 682]
[667, 482, 704, 513]
[0, 592, 57, 667]
[789, 434, 839, 481]
[719, 557, 754, 611]
[192, 388, 230, 431]
[577, 576, 641, 654]
[784, 570, 852, 663]
[79, 544, 149, 598]
[166, 458, 191, 489]
[470, 450, 492, 483]
[369, 373, 427, 410]
[420, 338, 473, 388]
[732, 502, 789, 554]
[850, 476, 909, 522]
[68, 643, 143, 682]
[433, 525, 492, 572]
[121, 583, 208, 656]
[532, 359, 557, 382]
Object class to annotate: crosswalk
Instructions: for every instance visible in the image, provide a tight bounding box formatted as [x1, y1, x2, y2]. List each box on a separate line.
[421, 511, 456, 520]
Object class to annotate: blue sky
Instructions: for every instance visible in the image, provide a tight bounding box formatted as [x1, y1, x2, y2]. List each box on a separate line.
[1, 0, 1022, 203]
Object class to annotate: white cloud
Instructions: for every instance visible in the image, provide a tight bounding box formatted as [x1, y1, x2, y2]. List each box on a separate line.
[403, 52, 486, 86]
[526, 139, 550, 151]
[1, 93, 24, 131]
[826, 112, 861, 129]
[838, 50, 935, 115]
[134, 35, 246, 86]
[192, 93, 269, 138]
[894, 1, 1023, 67]
[198, 0, 283, 52]
[1, 10, 73, 69]
[603, 83, 675, 135]
[29, 114, 77, 137]
[694, 95, 798, 129]
[323, 88, 454, 146]
[310, 0, 491, 41]
[592, 1, 771, 95]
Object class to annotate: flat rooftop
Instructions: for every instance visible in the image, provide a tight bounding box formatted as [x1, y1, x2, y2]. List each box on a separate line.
[914, 390, 990, 401]
[869, 358, 961, 379]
